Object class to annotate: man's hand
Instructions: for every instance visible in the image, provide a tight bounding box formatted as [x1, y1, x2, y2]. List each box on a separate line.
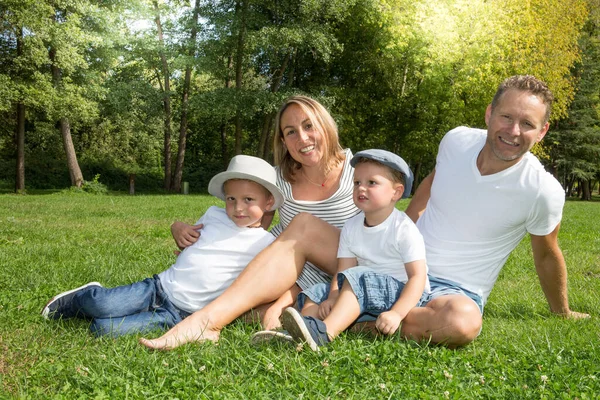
[376, 310, 403, 335]
[171, 221, 203, 250]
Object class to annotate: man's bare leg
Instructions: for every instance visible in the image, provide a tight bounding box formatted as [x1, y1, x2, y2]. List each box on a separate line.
[400, 295, 482, 347]
[139, 213, 340, 350]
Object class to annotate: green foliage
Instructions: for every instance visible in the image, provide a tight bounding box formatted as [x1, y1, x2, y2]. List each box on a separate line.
[82, 174, 109, 195]
[0, 0, 597, 192]
[0, 193, 599, 397]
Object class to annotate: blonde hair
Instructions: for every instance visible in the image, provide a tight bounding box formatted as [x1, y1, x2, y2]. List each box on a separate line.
[273, 96, 344, 183]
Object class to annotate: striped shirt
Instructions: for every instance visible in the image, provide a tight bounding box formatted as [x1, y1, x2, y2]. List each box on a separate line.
[271, 148, 360, 289]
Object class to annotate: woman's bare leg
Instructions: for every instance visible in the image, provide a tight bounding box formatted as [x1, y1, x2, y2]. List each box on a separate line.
[400, 295, 482, 347]
[140, 213, 340, 350]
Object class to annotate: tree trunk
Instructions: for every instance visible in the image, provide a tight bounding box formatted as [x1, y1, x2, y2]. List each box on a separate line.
[412, 162, 422, 197]
[60, 117, 84, 187]
[15, 102, 25, 193]
[581, 179, 591, 201]
[257, 50, 291, 158]
[257, 113, 274, 159]
[49, 47, 83, 188]
[15, 28, 25, 193]
[233, 0, 248, 156]
[154, 0, 173, 191]
[172, 0, 201, 192]
[220, 56, 233, 168]
[129, 174, 135, 195]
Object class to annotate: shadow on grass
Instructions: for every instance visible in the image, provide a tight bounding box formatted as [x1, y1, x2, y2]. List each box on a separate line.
[482, 302, 541, 320]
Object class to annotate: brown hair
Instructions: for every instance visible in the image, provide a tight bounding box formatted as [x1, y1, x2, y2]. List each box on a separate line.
[491, 75, 554, 123]
[354, 158, 405, 185]
[273, 96, 344, 183]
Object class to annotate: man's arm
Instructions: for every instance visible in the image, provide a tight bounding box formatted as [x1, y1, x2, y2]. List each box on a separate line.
[530, 224, 589, 319]
[405, 169, 435, 223]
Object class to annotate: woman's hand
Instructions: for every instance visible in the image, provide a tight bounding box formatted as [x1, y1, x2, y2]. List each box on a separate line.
[171, 221, 203, 250]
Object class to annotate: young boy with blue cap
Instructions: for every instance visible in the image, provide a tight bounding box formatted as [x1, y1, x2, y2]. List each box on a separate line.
[41, 155, 284, 337]
[282, 149, 429, 351]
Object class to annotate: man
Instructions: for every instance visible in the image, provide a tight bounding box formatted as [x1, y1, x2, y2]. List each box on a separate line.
[402, 75, 589, 347]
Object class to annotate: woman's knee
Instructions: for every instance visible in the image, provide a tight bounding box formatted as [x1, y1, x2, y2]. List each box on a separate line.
[285, 212, 317, 236]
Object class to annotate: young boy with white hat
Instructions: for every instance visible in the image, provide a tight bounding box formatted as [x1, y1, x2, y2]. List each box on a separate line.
[42, 155, 284, 337]
[282, 149, 429, 351]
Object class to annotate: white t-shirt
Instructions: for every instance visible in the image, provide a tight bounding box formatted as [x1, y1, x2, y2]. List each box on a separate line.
[338, 209, 430, 292]
[159, 206, 275, 313]
[417, 126, 565, 303]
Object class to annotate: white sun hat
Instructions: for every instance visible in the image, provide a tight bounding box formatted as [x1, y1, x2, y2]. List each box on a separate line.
[208, 155, 285, 210]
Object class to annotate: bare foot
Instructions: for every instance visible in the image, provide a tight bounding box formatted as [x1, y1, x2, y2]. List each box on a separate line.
[139, 317, 221, 350]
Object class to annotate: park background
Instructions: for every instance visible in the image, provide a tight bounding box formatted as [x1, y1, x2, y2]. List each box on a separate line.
[1, 0, 600, 196]
[1, 0, 600, 398]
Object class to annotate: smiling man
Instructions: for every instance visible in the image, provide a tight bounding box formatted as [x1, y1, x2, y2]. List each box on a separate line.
[401, 75, 589, 347]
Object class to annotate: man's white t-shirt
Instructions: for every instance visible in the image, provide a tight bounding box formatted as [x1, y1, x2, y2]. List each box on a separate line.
[338, 209, 430, 292]
[417, 126, 564, 303]
[159, 206, 275, 313]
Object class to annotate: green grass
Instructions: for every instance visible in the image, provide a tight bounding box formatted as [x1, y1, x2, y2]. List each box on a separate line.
[1, 193, 599, 398]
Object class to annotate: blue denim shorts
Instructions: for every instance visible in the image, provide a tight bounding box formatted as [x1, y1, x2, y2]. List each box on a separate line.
[424, 275, 484, 315]
[297, 266, 428, 322]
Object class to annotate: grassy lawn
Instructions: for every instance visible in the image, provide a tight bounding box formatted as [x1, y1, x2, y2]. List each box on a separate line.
[1, 192, 599, 398]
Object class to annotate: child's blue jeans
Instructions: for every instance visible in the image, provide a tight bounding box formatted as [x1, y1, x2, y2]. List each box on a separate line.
[65, 275, 189, 337]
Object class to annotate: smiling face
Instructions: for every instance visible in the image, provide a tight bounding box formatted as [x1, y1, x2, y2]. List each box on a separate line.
[223, 179, 274, 228]
[353, 162, 403, 219]
[279, 103, 325, 168]
[484, 88, 550, 166]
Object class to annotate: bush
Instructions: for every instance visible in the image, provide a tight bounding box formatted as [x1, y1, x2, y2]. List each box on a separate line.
[82, 174, 108, 195]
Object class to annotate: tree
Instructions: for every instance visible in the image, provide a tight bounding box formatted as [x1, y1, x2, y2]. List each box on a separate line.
[552, 0, 600, 200]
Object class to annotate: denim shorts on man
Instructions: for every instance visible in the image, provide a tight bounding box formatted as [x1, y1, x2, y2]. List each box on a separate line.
[424, 275, 484, 314]
[297, 266, 428, 322]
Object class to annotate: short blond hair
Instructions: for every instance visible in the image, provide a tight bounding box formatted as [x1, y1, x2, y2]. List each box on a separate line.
[273, 96, 344, 183]
[492, 75, 554, 123]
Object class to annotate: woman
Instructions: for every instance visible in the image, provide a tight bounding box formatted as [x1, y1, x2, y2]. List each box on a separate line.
[140, 96, 359, 349]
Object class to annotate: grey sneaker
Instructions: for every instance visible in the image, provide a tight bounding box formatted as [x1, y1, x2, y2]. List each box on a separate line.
[41, 282, 103, 320]
[250, 330, 294, 345]
[282, 307, 330, 352]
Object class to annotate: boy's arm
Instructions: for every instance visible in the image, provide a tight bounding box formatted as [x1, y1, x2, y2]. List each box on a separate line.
[260, 210, 276, 230]
[318, 257, 357, 319]
[376, 259, 427, 335]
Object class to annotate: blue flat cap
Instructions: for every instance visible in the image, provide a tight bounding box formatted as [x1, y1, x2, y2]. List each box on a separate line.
[350, 149, 414, 198]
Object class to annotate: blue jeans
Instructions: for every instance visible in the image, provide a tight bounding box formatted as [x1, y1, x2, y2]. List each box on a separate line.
[298, 266, 428, 322]
[65, 275, 189, 337]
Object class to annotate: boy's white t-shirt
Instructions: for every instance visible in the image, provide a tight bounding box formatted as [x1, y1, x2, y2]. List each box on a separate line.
[159, 206, 275, 313]
[337, 209, 430, 292]
[417, 126, 565, 303]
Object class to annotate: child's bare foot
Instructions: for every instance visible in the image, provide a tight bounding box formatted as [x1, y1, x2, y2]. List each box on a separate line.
[139, 316, 221, 350]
